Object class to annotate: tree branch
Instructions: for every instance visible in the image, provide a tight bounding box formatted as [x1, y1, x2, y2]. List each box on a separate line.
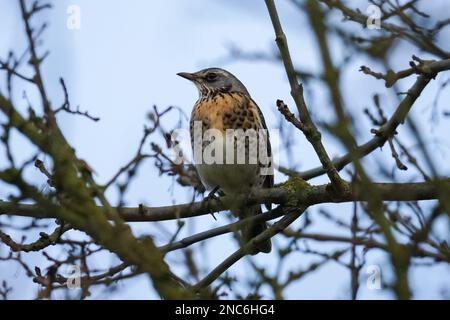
[264, 0, 348, 194]
[280, 58, 450, 180]
[1, 179, 448, 222]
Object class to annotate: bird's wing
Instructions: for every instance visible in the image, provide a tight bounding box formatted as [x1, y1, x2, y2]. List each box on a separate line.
[249, 97, 274, 190]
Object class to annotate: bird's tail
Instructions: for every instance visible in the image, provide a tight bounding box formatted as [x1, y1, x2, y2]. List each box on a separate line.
[234, 205, 271, 254]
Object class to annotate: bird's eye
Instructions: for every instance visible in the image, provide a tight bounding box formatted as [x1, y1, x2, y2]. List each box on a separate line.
[205, 72, 218, 82]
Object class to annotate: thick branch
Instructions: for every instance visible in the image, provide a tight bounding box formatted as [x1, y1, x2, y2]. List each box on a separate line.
[1, 180, 447, 222]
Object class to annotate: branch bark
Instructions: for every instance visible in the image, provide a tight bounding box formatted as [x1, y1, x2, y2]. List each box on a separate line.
[2, 180, 447, 222]
[281, 58, 450, 180]
[264, 0, 348, 194]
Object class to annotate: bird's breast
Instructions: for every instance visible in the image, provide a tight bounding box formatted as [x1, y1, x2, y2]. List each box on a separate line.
[189, 92, 269, 194]
[190, 92, 261, 133]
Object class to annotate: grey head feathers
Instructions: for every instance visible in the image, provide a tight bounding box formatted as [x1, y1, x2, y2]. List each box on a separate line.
[177, 67, 250, 97]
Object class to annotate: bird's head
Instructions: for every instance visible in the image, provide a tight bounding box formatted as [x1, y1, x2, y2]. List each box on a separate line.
[177, 67, 249, 97]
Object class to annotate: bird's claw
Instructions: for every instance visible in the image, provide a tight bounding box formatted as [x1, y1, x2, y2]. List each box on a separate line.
[205, 186, 221, 220]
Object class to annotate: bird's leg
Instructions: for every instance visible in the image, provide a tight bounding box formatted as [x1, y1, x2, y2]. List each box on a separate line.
[244, 187, 260, 208]
[204, 185, 221, 220]
[205, 185, 221, 201]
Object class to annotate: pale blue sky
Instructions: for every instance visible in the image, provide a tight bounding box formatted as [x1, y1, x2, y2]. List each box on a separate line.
[0, 0, 449, 299]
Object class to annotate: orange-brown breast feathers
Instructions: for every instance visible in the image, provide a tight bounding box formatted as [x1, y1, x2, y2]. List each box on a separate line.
[190, 92, 263, 133]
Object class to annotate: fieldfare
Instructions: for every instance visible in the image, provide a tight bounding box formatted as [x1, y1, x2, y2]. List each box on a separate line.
[178, 68, 273, 254]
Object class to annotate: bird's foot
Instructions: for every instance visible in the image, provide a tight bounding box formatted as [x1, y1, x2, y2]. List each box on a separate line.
[205, 185, 221, 202]
[204, 185, 221, 220]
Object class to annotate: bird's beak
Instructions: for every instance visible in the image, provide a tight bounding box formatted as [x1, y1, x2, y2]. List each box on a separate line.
[177, 72, 197, 81]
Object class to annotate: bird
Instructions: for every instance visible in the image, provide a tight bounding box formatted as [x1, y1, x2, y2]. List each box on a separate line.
[177, 67, 273, 254]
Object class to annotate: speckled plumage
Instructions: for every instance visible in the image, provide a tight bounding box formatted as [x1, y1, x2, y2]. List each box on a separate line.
[179, 68, 273, 254]
[189, 91, 272, 191]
